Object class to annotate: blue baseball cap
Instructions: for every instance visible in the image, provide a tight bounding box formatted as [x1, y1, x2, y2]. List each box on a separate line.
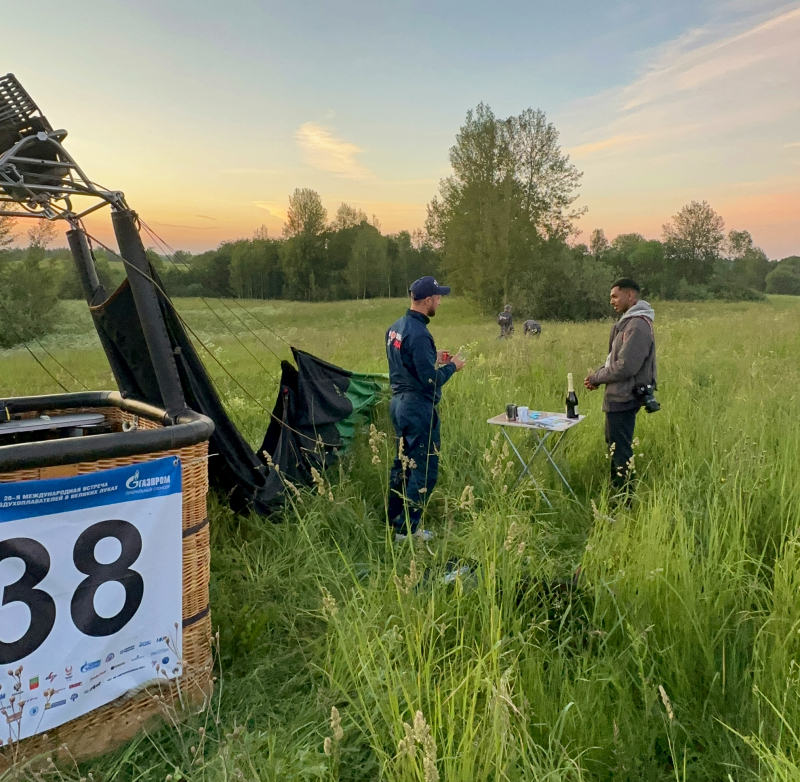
[409, 276, 451, 300]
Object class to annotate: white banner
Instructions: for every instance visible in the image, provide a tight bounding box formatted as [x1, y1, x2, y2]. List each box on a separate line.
[0, 457, 183, 743]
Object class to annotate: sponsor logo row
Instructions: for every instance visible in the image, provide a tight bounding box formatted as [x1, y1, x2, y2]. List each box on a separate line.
[21, 637, 173, 693]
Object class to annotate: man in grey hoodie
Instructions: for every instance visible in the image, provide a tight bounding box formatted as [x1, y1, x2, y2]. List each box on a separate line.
[584, 278, 657, 491]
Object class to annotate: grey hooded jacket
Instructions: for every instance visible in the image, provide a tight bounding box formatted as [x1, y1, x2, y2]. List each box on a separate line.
[588, 300, 657, 412]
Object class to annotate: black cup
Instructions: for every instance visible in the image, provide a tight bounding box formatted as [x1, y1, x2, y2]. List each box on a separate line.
[506, 404, 517, 421]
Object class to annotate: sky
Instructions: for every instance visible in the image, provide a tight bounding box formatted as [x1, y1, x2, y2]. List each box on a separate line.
[3, 0, 799, 258]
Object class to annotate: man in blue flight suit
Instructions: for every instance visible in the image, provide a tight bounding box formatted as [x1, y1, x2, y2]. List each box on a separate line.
[386, 276, 466, 541]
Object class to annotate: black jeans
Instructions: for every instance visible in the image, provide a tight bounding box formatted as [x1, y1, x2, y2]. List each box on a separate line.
[605, 408, 639, 490]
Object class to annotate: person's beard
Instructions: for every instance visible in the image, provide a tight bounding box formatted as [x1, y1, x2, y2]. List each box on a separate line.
[427, 303, 436, 317]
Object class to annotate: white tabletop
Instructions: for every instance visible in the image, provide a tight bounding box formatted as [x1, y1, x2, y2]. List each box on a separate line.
[487, 411, 586, 432]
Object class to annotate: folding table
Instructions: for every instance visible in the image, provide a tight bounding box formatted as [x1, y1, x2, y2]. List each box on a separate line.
[487, 411, 586, 506]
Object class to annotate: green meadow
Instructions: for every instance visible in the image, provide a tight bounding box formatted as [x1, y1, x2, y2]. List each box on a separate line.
[2, 295, 800, 781]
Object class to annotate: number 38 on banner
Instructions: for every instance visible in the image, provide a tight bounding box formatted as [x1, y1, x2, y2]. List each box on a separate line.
[0, 520, 144, 665]
[0, 457, 183, 740]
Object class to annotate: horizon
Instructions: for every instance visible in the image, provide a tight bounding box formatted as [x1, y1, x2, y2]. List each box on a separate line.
[4, 0, 799, 259]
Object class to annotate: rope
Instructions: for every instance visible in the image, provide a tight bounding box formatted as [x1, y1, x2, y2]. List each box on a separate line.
[142, 222, 287, 359]
[20, 345, 70, 393]
[82, 232, 257, 434]
[137, 224, 279, 379]
[138, 219, 293, 350]
[0, 297, 70, 392]
[29, 336, 90, 391]
[81, 230, 342, 448]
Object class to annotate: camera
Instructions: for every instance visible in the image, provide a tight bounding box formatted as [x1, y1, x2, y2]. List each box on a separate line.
[634, 383, 661, 414]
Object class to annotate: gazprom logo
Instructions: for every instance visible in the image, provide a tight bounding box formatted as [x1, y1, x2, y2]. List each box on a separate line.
[126, 469, 171, 491]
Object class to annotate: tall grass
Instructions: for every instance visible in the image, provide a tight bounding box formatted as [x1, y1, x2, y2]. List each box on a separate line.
[2, 296, 800, 780]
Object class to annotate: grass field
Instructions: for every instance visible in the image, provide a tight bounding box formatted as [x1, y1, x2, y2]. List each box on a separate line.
[3, 295, 800, 781]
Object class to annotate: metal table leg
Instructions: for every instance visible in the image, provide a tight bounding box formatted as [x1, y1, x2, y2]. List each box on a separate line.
[531, 429, 578, 499]
[501, 426, 552, 507]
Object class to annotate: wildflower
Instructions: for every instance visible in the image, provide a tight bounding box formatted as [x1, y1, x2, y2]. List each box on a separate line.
[330, 706, 344, 741]
[394, 561, 420, 594]
[458, 485, 474, 510]
[591, 500, 616, 524]
[283, 479, 302, 500]
[323, 737, 333, 756]
[413, 711, 439, 782]
[398, 438, 412, 471]
[658, 684, 674, 721]
[321, 587, 338, 619]
[369, 424, 387, 465]
[398, 721, 416, 758]
[311, 467, 327, 497]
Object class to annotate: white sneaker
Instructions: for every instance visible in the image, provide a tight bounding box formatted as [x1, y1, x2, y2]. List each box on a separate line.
[394, 529, 435, 543]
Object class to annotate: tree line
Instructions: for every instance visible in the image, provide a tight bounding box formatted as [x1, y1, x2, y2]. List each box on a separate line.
[1, 101, 799, 349]
[152, 201, 440, 303]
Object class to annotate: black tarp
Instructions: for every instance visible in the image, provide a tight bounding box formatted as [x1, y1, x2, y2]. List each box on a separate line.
[259, 349, 384, 497]
[91, 278, 275, 514]
[90, 278, 384, 515]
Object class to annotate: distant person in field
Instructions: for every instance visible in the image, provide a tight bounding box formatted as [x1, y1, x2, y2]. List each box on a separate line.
[523, 319, 541, 336]
[385, 277, 466, 541]
[497, 304, 514, 338]
[584, 278, 657, 493]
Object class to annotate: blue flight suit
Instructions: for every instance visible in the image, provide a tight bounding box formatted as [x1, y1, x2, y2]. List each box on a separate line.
[385, 309, 456, 532]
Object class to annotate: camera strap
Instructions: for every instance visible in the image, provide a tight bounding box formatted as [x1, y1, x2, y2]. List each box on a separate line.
[631, 316, 657, 387]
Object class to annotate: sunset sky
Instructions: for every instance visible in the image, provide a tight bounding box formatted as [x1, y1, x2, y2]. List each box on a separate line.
[4, 0, 799, 258]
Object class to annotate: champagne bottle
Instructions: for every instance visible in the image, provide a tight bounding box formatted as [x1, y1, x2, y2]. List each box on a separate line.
[566, 373, 579, 419]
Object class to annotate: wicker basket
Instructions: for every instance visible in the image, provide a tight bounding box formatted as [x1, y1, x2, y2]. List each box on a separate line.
[0, 394, 214, 766]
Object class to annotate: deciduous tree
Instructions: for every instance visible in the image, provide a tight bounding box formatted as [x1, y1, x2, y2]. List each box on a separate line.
[0, 213, 16, 251]
[330, 202, 368, 231]
[283, 188, 327, 238]
[507, 108, 585, 238]
[662, 200, 724, 284]
[590, 228, 609, 258]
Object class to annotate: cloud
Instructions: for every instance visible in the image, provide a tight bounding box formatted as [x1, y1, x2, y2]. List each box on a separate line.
[620, 5, 800, 111]
[567, 5, 800, 152]
[147, 221, 218, 231]
[253, 200, 287, 221]
[560, 3, 800, 257]
[295, 122, 373, 180]
[220, 168, 280, 175]
[570, 134, 651, 158]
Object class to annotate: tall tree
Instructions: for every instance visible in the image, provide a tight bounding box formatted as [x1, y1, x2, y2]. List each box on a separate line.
[283, 188, 327, 238]
[427, 103, 584, 310]
[662, 200, 724, 284]
[426, 103, 519, 308]
[27, 219, 59, 250]
[330, 202, 368, 231]
[346, 225, 389, 299]
[589, 228, 609, 258]
[1, 217, 61, 347]
[725, 229, 753, 260]
[0, 213, 16, 251]
[507, 108, 585, 238]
